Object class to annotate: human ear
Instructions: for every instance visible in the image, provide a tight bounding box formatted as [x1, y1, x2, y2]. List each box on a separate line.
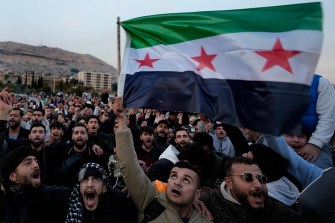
[224, 176, 233, 190]
[194, 189, 201, 200]
[9, 172, 18, 183]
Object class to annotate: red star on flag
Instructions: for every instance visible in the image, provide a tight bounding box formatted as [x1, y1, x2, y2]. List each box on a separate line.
[135, 53, 160, 68]
[255, 38, 301, 73]
[191, 46, 217, 72]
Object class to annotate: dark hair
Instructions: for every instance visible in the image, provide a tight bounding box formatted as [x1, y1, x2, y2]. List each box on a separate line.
[76, 116, 87, 124]
[224, 156, 258, 177]
[29, 122, 46, 133]
[50, 121, 65, 131]
[140, 126, 154, 135]
[173, 160, 201, 188]
[192, 119, 200, 127]
[86, 115, 99, 123]
[174, 128, 190, 139]
[73, 122, 88, 130]
[33, 107, 45, 116]
[11, 108, 24, 117]
[301, 126, 312, 139]
[155, 119, 169, 129]
[213, 122, 224, 130]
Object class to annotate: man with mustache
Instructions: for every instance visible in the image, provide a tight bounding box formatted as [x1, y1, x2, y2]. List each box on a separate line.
[0, 147, 70, 222]
[6, 108, 29, 140]
[51, 123, 109, 187]
[152, 119, 170, 152]
[23, 108, 51, 143]
[0, 108, 30, 155]
[200, 156, 302, 223]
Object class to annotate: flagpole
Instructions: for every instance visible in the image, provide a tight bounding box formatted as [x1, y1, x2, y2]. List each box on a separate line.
[117, 16, 121, 77]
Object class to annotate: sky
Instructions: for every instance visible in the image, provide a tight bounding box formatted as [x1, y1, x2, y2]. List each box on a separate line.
[1, 0, 334, 83]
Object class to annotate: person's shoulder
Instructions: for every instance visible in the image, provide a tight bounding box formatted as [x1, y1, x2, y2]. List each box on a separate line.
[318, 76, 333, 89]
[269, 198, 302, 222]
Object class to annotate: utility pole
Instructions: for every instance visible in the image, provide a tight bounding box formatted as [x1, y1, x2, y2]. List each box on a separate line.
[117, 16, 121, 77]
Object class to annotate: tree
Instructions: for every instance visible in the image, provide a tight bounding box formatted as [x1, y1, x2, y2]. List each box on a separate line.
[38, 76, 43, 88]
[112, 82, 118, 92]
[17, 75, 22, 85]
[59, 79, 63, 91]
[24, 73, 28, 85]
[31, 72, 35, 88]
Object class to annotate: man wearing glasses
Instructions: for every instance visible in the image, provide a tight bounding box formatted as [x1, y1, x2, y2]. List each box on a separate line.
[200, 156, 302, 223]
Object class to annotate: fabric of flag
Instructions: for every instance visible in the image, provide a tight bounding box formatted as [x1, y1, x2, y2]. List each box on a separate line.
[119, 2, 323, 135]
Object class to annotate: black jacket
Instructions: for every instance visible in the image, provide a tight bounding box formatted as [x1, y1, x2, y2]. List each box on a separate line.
[200, 189, 302, 223]
[0, 184, 71, 223]
[81, 189, 137, 223]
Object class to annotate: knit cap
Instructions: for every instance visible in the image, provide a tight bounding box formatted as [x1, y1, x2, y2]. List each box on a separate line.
[78, 163, 109, 186]
[1, 147, 36, 181]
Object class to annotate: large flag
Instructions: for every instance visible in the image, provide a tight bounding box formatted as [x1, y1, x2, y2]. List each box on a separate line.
[118, 2, 323, 135]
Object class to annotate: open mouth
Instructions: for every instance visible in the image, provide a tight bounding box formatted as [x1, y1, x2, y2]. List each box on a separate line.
[251, 190, 264, 203]
[85, 191, 96, 200]
[291, 144, 301, 149]
[83, 190, 98, 210]
[172, 189, 181, 196]
[32, 171, 40, 179]
[31, 170, 41, 185]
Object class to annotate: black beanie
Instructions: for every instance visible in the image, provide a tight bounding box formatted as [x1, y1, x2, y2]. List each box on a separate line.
[1, 147, 36, 182]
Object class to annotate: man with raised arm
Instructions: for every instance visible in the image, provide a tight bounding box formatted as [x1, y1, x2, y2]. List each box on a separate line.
[114, 97, 211, 223]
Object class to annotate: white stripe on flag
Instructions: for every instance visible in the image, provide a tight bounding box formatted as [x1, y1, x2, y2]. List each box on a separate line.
[124, 30, 321, 85]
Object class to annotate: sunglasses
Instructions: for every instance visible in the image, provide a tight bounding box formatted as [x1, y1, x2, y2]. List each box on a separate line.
[229, 173, 268, 184]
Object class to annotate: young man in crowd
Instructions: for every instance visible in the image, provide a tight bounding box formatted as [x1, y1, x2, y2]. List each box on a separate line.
[23, 107, 51, 142]
[135, 126, 162, 173]
[200, 156, 302, 223]
[47, 123, 108, 187]
[49, 121, 66, 144]
[65, 162, 137, 222]
[210, 122, 235, 158]
[147, 128, 191, 182]
[153, 119, 170, 151]
[6, 108, 29, 140]
[114, 97, 211, 223]
[0, 147, 70, 222]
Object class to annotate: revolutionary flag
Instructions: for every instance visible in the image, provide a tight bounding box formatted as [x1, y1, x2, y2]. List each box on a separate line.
[119, 2, 323, 135]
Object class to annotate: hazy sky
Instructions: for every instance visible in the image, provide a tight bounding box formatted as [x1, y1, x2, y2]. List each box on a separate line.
[1, 0, 334, 83]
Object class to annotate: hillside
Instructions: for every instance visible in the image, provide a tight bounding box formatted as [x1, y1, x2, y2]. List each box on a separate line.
[0, 41, 117, 75]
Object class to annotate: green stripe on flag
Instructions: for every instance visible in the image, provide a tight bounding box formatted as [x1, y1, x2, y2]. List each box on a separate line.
[121, 2, 322, 49]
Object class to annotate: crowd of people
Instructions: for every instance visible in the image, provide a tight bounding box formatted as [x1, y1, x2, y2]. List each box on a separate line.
[0, 74, 334, 223]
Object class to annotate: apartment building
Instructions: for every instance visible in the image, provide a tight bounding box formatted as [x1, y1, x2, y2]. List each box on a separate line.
[77, 71, 117, 90]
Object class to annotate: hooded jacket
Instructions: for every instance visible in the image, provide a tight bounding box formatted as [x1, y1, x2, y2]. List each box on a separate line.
[200, 181, 302, 223]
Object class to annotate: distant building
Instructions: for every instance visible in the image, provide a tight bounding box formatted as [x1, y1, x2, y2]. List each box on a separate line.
[77, 71, 117, 90]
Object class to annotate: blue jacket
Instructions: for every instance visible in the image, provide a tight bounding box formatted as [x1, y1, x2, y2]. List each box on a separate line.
[300, 74, 320, 135]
